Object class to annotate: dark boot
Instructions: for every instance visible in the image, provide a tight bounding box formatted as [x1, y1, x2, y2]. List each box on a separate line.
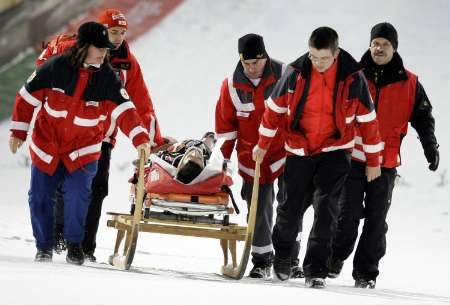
[66, 242, 84, 265]
[327, 257, 344, 278]
[290, 258, 305, 278]
[305, 277, 326, 288]
[35, 249, 52, 262]
[273, 257, 291, 281]
[84, 251, 97, 263]
[355, 278, 376, 289]
[249, 264, 272, 279]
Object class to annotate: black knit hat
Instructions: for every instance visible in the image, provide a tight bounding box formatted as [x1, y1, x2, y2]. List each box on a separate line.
[77, 22, 115, 49]
[238, 33, 267, 60]
[370, 22, 398, 50]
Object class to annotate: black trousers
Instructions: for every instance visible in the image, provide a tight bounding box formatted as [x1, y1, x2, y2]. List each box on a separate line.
[272, 150, 351, 278]
[332, 161, 396, 281]
[54, 142, 112, 253]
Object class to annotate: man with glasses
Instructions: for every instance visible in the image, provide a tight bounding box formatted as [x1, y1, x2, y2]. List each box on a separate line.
[328, 22, 439, 289]
[253, 27, 382, 288]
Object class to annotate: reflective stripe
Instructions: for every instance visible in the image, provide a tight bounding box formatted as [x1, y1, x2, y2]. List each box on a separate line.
[287, 89, 294, 93]
[352, 148, 366, 161]
[322, 139, 355, 152]
[355, 136, 363, 145]
[281, 63, 287, 76]
[103, 137, 112, 144]
[238, 162, 255, 177]
[52, 88, 65, 93]
[270, 157, 286, 173]
[30, 141, 53, 164]
[129, 126, 148, 142]
[10, 121, 29, 131]
[73, 115, 106, 127]
[69, 142, 102, 161]
[149, 114, 156, 146]
[267, 97, 288, 113]
[346, 115, 355, 124]
[217, 131, 237, 140]
[122, 69, 128, 85]
[363, 142, 384, 153]
[44, 103, 68, 118]
[237, 111, 250, 118]
[356, 110, 376, 123]
[111, 101, 135, 120]
[259, 125, 277, 137]
[285, 144, 305, 156]
[19, 86, 42, 107]
[251, 244, 273, 255]
[228, 77, 255, 112]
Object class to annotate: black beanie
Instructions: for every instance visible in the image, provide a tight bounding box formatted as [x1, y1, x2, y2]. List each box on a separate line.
[238, 33, 267, 60]
[77, 22, 115, 49]
[370, 22, 398, 50]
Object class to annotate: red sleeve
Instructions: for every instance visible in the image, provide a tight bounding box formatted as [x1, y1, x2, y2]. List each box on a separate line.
[105, 100, 150, 148]
[10, 85, 46, 140]
[125, 53, 164, 147]
[215, 79, 237, 159]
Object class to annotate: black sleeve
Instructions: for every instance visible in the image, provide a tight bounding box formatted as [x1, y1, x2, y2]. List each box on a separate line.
[348, 71, 375, 112]
[24, 59, 53, 93]
[410, 80, 437, 148]
[106, 70, 131, 105]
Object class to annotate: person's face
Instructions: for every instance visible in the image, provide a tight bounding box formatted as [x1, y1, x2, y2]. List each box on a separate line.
[308, 47, 339, 73]
[370, 37, 395, 65]
[85, 45, 107, 65]
[107, 26, 127, 49]
[241, 58, 267, 79]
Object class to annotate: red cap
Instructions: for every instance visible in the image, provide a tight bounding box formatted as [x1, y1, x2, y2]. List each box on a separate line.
[98, 9, 128, 29]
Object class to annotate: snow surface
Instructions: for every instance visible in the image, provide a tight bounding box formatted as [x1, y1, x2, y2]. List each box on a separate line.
[1, 1, 450, 304]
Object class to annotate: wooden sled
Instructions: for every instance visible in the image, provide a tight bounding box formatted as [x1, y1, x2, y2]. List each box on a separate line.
[107, 151, 261, 279]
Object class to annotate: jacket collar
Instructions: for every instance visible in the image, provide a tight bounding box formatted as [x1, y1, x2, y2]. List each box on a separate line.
[360, 50, 408, 86]
[233, 58, 276, 88]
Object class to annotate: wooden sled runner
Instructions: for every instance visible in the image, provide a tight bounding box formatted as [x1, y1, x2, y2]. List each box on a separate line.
[107, 150, 261, 279]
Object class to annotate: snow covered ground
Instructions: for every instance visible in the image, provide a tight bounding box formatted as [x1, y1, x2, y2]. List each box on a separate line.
[1, 1, 450, 304]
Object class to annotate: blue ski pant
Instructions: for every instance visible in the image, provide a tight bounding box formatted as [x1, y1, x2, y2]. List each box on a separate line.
[28, 161, 98, 250]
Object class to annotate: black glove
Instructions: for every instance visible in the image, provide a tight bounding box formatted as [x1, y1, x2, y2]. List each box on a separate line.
[424, 144, 439, 171]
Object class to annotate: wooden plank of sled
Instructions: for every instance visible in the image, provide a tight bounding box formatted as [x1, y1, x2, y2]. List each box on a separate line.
[222, 158, 261, 279]
[137, 223, 247, 240]
[142, 217, 245, 230]
[111, 149, 146, 270]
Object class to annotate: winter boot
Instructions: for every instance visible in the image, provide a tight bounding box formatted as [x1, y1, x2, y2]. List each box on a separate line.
[249, 264, 272, 279]
[290, 259, 305, 278]
[273, 257, 291, 281]
[355, 278, 376, 289]
[35, 249, 52, 262]
[327, 257, 344, 278]
[66, 242, 85, 265]
[53, 231, 66, 254]
[305, 277, 326, 288]
[84, 251, 97, 263]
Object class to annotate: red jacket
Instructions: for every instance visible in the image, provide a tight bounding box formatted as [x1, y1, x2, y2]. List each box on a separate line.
[36, 37, 163, 147]
[10, 54, 149, 175]
[258, 49, 382, 167]
[353, 51, 437, 168]
[215, 59, 286, 183]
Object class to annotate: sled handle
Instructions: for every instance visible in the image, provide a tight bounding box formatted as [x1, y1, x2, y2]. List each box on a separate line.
[247, 158, 261, 238]
[133, 149, 146, 223]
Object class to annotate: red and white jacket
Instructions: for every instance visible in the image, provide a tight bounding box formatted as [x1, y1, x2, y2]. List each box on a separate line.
[36, 37, 164, 147]
[215, 59, 287, 183]
[353, 51, 437, 168]
[10, 53, 149, 175]
[258, 49, 382, 167]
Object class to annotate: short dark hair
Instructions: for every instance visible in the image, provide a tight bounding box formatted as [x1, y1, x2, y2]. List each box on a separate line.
[308, 27, 339, 53]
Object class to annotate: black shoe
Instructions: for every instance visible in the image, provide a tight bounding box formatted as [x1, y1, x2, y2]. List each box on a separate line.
[290, 264, 305, 278]
[249, 264, 272, 279]
[355, 278, 376, 289]
[53, 232, 66, 254]
[35, 249, 52, 262]
[327, 257, 343, 278]
[84, 251, 97, 263]
[305, 277, 326, 288]
[273, 257, 291, 281]
[66, 242, 85, 265]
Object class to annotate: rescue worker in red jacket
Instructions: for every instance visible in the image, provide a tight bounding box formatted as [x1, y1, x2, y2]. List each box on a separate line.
[215, 34, 291, 279]
[253, 27, 382, 288]
[37, 9, 165, 261]
[8, 22, 151, 265]
[328, 22, 439, 289]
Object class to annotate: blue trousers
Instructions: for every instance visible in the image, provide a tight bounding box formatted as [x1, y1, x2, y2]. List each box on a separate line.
[28, 161, 98, 250]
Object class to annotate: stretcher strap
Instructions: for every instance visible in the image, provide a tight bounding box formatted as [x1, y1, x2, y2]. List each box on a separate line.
[222, 185, 239, 214]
